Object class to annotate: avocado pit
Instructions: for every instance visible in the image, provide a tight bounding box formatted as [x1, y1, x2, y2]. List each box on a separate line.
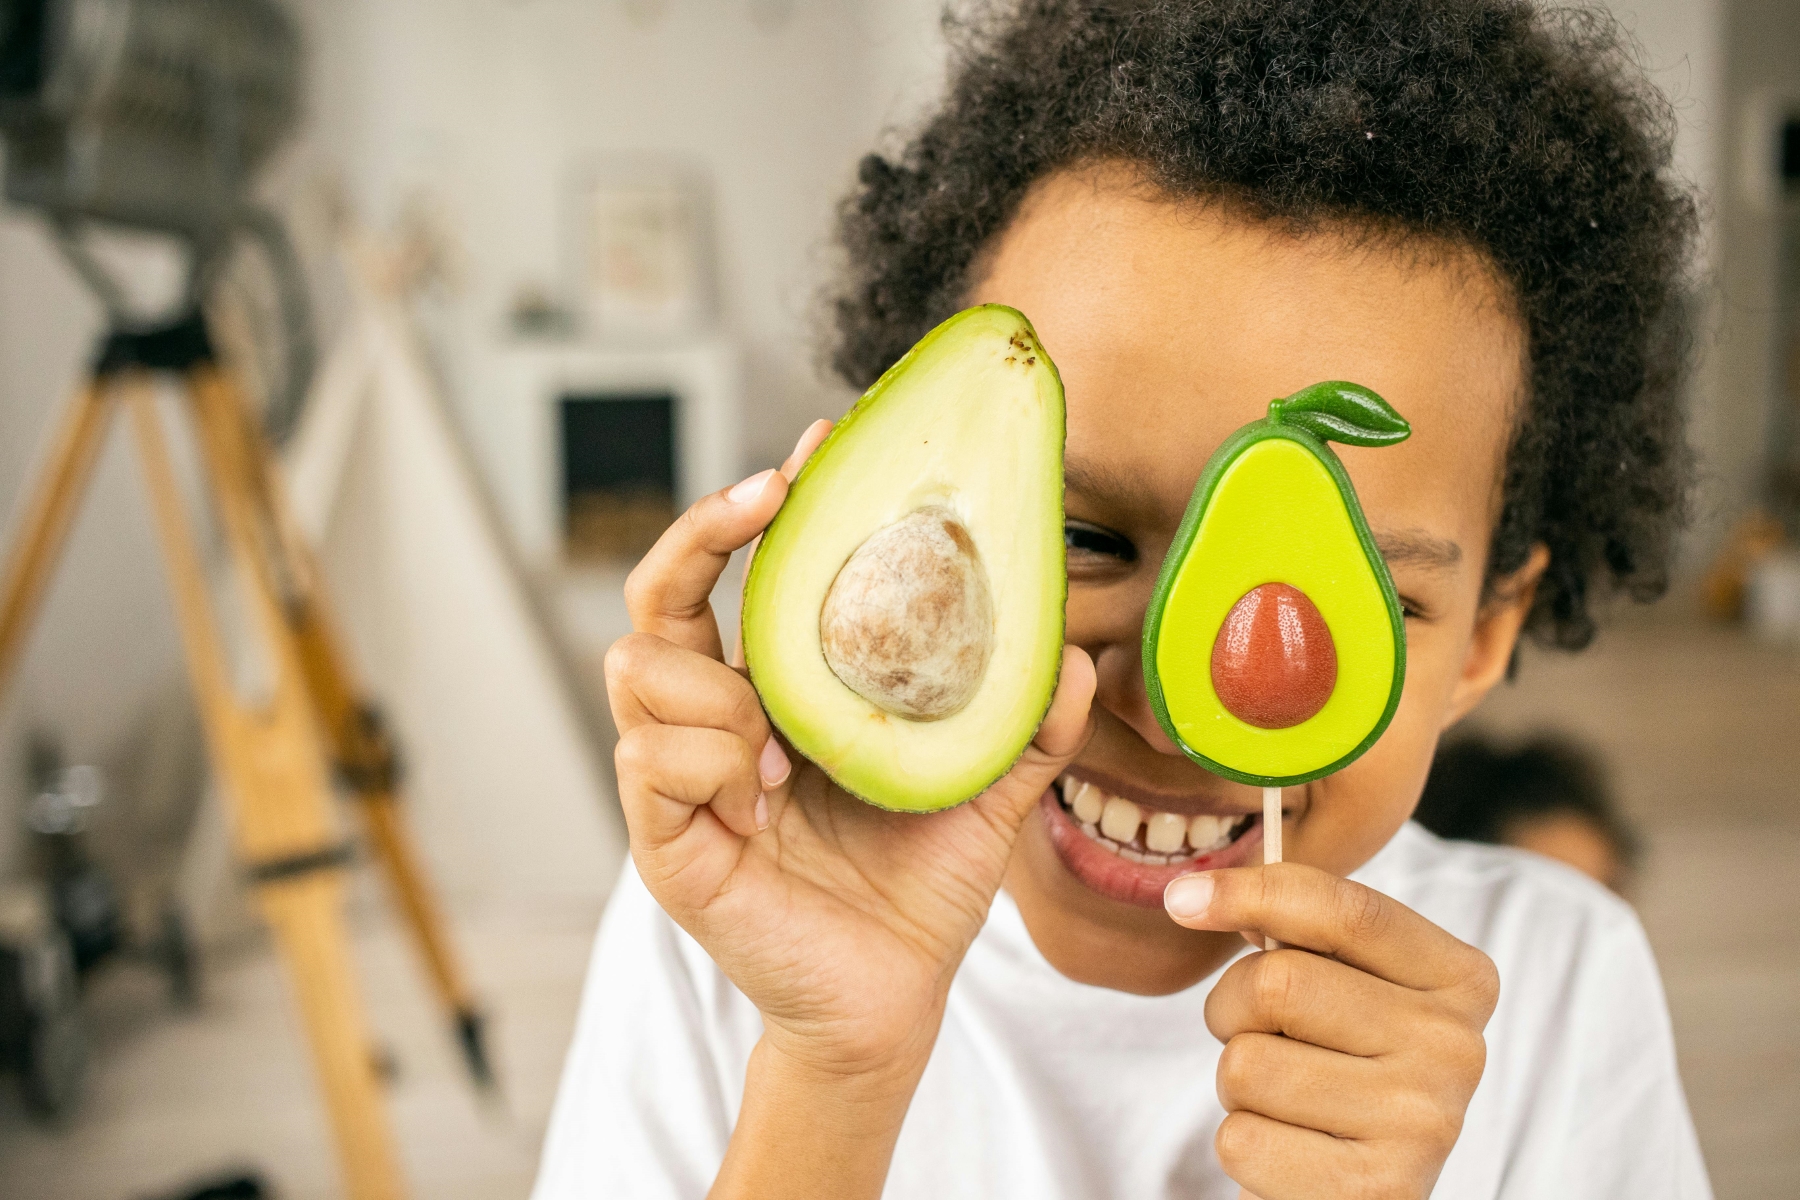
[819, 506, 996, 721]
[1210, 582, 1337, 729]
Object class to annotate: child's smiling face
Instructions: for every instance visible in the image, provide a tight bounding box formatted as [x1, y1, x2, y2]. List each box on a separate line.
[969, 165, 1547, 995]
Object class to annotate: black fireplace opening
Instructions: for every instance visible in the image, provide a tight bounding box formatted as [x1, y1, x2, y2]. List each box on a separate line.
[560, 391, 677, 562]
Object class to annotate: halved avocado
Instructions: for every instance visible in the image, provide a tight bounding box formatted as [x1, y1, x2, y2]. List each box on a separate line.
[1143, 383, 1411, 787]
[742, 305, 1066, 812]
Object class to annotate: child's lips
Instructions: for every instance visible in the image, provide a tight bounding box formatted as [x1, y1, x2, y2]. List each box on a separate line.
[1039, 776, 1266, 909]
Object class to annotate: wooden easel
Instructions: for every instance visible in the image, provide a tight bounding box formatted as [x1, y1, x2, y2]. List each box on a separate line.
[0, 311, 487, 1200]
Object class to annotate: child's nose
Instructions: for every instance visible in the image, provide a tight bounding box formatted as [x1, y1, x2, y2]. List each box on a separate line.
[1089, 640, 1186, 755]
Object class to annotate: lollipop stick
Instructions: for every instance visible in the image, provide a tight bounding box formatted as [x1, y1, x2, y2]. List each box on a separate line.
[1262, 786, 1282, 865]
[1262, 786, 1282, 951]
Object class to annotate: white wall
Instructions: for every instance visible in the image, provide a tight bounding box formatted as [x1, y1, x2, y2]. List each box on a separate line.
[1708, 0, 1800, 547]
[1605, 0, 1725, 239]
[1595, 0, 1733, 567]
[290, 0, 947, 483]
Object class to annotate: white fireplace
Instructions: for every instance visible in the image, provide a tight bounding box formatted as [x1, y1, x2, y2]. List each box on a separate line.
[486, 337, 743, 567]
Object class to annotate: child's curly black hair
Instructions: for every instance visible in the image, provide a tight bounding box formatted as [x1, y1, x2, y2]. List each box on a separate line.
[829, 0, 1698, 650]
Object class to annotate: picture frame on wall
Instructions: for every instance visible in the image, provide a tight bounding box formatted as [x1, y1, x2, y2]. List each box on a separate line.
[570, 159, 717, 342]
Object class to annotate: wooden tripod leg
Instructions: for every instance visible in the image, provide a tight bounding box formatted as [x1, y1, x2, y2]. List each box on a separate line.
[0, 380, 115, 692]
[260, 871, 404, 1185]
[127, 380, 407, 1200]
[358, 792, 491, 1084]
[187, 364, 491, 1087]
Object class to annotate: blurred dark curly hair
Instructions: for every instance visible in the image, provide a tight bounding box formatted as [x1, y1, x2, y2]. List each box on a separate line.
[829, 0, 1697, 649]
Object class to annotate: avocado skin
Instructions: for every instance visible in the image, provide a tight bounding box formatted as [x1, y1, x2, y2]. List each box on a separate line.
[742, 304, 1067, 813]
[1141, 386, 1410, 788]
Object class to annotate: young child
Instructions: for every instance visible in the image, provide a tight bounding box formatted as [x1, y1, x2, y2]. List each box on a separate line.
[1417, 732, 1643, 895]
[535, 2, 1709, 1196]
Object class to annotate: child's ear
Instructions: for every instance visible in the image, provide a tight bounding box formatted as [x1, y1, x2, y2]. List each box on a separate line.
[1443, 543, 1550, 727]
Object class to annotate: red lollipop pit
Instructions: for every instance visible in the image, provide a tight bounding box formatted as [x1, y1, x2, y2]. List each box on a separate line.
[1210, 582, 1337, 729]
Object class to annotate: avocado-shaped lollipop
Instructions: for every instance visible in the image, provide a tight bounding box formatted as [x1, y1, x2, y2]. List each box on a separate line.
[1143, 383, 1410, 788]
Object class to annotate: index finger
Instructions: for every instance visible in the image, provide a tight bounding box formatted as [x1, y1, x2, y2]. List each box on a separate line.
[729, 419, 834, 669]
[1165, 862, 1497, 1005]
[625, 468, 789, 658]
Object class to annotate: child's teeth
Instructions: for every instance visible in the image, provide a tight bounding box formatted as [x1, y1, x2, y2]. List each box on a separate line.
[1071, 780, 1105, 825]
[1188, 813, 1230, 851]
[1056, 776, 1251, 864]
[1099, 796, 1142, 843]
[1145, 811, 1188, 853]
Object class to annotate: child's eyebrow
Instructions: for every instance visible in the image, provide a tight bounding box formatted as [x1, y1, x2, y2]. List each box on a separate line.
[1067, 458, 1465, 573]
[1063, 457, 1146, 512]
[1373, 529, 1464, 572]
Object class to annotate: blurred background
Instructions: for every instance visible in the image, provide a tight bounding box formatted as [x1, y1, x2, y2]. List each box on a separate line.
[0, 1, 1790, 1198]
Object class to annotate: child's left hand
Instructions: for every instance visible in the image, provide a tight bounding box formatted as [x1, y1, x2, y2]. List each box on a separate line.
[1164, 862, 1498, 1200]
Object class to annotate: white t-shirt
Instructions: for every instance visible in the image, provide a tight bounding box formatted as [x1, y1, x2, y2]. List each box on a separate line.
[531, 822, 1712, 1199]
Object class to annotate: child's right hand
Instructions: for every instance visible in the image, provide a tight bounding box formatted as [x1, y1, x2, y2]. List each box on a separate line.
[604, 422, 1095, 1148]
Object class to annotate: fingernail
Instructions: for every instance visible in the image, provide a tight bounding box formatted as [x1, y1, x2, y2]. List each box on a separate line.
[728, 469, 776, 503]
[754, 794, 770, 831]
[1165, 873, 1215, 920]
[791, 419, 827, 459]
[759, 737, 791, 788]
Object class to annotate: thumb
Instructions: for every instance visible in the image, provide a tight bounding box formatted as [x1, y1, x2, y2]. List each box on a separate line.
[972, 645, 1097, 827]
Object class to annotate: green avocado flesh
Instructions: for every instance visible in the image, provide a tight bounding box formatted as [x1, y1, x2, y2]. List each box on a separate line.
[1143, 384, 1410, 787]
[742, 305, 1066, 812]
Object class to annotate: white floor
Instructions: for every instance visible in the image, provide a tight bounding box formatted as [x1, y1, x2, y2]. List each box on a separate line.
[0, 889, 604, 1200]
